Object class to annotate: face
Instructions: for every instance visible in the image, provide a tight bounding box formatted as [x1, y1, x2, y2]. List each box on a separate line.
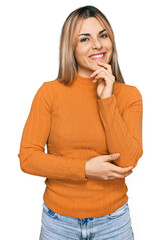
[74, 17, 113, 77]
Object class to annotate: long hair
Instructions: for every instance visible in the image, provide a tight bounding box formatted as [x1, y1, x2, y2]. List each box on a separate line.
[57, 5, 125, 85]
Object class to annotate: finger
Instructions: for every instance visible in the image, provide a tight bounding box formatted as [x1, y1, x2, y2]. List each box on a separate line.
[109, 170, 133, 179]
[107, 176, 116, 180]
[97, 61, 112, 73]
[93, 72, 113, 83]
[90, 67, 107, 78]
[111, 164, 133, 174]
[92, 71, 115, 84]
[104, 153, 120, 161]
[97, 61, 110, 68]
[94, 72, 109, 79]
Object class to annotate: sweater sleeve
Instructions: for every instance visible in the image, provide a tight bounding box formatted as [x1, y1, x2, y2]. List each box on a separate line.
[18, 82, 87, 182]
[97, 85, 143, 168]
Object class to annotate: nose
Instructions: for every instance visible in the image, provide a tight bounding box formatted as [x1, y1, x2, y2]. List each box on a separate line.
[91, 38, 102, 49]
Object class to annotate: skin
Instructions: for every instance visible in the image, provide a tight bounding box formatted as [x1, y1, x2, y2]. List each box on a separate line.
[74, 17, 133, 180]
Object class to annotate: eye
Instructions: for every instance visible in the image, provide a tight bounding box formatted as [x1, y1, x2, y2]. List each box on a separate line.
[100, 34, 108, 38]
[80, 38, 89, 42]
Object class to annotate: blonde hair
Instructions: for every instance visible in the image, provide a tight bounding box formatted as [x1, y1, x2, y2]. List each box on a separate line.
[57, 5, 125, 85]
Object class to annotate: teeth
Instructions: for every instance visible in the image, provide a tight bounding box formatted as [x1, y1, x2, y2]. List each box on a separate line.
[90, 54, 104, 59]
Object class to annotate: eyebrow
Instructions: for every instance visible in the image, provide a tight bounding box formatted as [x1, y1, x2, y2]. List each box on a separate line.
[78, 29, 106, 37]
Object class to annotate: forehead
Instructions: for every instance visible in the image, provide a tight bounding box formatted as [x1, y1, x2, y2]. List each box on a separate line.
[78, 17, 105, 34]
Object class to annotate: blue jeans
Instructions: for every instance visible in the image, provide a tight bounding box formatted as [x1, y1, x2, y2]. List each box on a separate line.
[39, 201, 134, 240]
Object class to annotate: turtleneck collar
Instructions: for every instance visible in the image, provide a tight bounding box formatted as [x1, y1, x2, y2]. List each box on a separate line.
[72, 73, 120, 94]
[73, 74, 97, 89]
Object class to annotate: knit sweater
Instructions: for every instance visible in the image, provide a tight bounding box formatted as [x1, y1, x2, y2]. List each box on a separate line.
[18, 74, 143, 219]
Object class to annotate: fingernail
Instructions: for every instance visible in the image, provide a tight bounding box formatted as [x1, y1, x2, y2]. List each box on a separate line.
[116, 153, 120, 157]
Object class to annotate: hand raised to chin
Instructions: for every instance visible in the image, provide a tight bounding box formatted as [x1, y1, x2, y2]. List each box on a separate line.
[90, 61, 115, 99]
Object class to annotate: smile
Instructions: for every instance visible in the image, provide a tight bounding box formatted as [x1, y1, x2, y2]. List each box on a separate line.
[89, 52, 106, 60]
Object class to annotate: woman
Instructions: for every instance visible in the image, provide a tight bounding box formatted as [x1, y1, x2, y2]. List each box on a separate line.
[18, 5, 143, 240]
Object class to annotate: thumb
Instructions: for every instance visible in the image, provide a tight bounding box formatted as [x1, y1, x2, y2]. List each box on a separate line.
[104, 153, 120, 161]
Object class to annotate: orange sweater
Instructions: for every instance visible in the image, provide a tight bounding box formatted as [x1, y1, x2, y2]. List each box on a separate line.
[18, 74, 143, 218]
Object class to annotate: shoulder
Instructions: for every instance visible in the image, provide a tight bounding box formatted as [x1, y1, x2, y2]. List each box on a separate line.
[37, 79, 64, 106]
[42, 79, 59, 89]
[43, 79, 65, 92]
[114, 81, 143, 112]
[114, 81, 142, 101]
[33, 80, 58, 107]
[38, 79, 61, 95]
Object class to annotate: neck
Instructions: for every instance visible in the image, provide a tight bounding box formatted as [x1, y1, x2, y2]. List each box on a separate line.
[73, 74, 97, 89]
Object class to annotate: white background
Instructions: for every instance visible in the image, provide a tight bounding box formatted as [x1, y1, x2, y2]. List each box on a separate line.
[0, 0, 160, 239]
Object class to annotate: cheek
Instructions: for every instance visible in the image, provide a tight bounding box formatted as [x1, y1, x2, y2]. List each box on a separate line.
[75, 46, 83, 60]
[74, 50, 81, 64]
[104, 39, 113, 50]
[76, 44, 89, 56]
[75, 50, 88, 65]
[108, 41, 113, 51]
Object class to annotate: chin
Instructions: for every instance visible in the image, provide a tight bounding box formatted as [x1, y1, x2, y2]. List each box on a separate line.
[87, 66, 98, 73]
[91, 62, 102, 70]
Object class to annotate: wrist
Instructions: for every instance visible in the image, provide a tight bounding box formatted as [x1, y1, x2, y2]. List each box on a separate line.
[100, 86, 114, 99]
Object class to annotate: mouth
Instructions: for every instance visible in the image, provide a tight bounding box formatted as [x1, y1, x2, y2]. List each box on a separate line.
[89, 52, 107, 61]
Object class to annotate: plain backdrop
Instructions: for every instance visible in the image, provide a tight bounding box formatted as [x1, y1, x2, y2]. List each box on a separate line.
[0, 0, 161, 239]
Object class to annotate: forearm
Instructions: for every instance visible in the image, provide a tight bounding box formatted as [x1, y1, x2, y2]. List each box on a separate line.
[18, 149, 87, 182]
[97, 93, 143, 168]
